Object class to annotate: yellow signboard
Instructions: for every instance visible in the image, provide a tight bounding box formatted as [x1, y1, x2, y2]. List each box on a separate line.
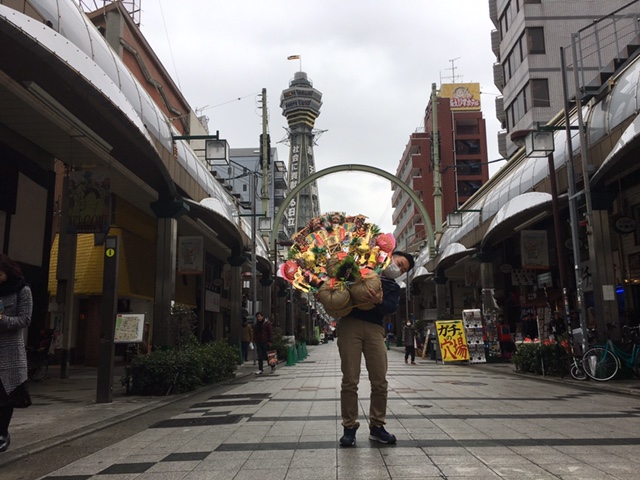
[435, 320, 470, 362]
[438, 83, 481, 111]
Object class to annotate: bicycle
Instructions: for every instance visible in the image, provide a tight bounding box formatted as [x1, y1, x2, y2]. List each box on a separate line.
[557, 323, 587, 381]
[581, 325, 640, 382]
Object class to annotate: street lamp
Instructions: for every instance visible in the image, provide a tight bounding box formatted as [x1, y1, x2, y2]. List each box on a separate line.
[512, 127, 588, 350]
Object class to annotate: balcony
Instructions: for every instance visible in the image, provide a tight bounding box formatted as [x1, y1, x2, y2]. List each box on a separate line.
[493, 63, 504, 92]
[495, 96, 505, 125]
[491, 30, 501, 60]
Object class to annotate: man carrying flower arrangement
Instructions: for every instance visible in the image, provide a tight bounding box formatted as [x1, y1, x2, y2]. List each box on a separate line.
[337, 250, 414, 447]
[279, 212, 414, 446]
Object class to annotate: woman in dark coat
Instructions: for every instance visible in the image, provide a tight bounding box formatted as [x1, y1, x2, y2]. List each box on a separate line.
[0, 254, 33, 453]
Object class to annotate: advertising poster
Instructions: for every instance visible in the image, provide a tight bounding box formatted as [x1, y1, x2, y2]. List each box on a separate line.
[435, 320, 470, 362]
[520, 230, 549, 269]
[178, 236, 204, 274]
[114, 314, 145, 343]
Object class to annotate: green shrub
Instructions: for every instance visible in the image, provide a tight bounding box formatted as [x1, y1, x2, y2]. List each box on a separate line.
[512, 342, 565, 376]
[123, 340, 238, 396]
[271, 328, 289, 360]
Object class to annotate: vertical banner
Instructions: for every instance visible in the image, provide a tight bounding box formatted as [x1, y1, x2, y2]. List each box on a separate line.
[435, 320, 470, 362]
[520, 230, 549, 269]
[67, 170, 111, 234]
[465, 262, 481, 287]
[177, 236, 204, 274]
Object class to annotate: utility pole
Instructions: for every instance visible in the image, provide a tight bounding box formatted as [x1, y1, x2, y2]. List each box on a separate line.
[431, 83, 443, 240]
[260, 88, 270, 216]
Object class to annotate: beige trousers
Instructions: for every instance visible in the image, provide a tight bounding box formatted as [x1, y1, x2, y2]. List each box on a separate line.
[337, 317, 388, 429]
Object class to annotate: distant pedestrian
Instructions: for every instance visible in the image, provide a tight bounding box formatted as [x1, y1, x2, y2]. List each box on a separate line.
[253, 312, 274, 374]
[0, 254, 33, 453]
[241, 319, 254, 362]
[403, 320, 417, 364]
[549, 311, 566, 340]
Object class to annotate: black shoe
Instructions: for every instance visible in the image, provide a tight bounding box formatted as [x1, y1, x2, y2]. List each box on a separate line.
[369, 426, 396, 444]
[339, 427, 358, 447]
[0, 433, 10, 453]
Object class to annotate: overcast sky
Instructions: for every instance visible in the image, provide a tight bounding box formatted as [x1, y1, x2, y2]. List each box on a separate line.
[138, 0, 502, 235]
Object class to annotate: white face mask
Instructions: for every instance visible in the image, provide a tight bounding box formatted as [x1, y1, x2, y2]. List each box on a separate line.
[383, 262, 403, 279]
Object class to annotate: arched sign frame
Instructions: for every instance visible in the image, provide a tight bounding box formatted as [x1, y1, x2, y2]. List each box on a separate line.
[269, 164, 436, 257]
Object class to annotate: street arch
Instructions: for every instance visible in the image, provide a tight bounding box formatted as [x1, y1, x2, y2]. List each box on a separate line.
[270, 164, 436, 256]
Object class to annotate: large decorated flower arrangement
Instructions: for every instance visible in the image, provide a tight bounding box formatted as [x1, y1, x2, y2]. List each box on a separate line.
[280, 212, 396, 318]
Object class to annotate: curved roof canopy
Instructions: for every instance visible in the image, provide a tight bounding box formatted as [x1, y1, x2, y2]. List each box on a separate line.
[434, 242, 477, 272]
[591, 113, 640, 187]
[482, 192, 553, 247]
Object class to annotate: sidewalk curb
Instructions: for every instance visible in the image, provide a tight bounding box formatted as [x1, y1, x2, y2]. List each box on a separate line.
[0, 369, 255, 468]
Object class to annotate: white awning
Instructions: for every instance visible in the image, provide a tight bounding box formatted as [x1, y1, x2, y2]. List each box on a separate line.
[482, 192, 552, 246]
[591, 113, 640, 187]
[433, 242, 477, 271]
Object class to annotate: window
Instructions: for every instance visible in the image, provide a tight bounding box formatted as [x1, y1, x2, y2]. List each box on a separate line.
[455, 160, 482, 176]
[458, 180, 483, 197]
[456, 119, 479, 135]
[531, 79, 550, 107]
[527, 27, 545, 54]
[455, 139, 481, 155]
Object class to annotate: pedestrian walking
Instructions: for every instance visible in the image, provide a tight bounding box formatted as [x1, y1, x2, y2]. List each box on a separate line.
[403, 320, 417, 364]
[0, 254, 33, 453]
[241, 319, 254, 362]
[253, 312, 274, 374]
[337, 251, 414, 447]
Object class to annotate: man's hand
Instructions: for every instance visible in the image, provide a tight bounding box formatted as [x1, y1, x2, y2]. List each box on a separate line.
[365, 286, 383, 305]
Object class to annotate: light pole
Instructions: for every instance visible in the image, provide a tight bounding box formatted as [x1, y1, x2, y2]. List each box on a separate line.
[403, 231, 425, 325]
[513, 127, 588, 351]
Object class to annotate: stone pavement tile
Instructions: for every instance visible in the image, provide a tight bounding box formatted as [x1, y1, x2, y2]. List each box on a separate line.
[134, 473, 188, 480]
[242, 450, 294, 469]
[336, 449, 384, 466]
[290, 449, 336, 468]
[285, 467, 337, 480]
[233, 467, 288, 480]
[183, 470, 239, 480]
[145, 459, 200, 473]
[387, 465, 442, 477]
[427, 453, 486, 465]
[488, 463, 559, 477]
[434, 463, 503, 478]
[191, 450, 250, 471]
[337, 465, 390, 480]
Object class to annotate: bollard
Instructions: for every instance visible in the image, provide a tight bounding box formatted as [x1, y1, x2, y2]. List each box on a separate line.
[386, 337, 390, 351]
[301, 340, 308, 358]
[286, 345, 296, 366]
[237, 341, 244, 365]
[293, 343, 299, 363]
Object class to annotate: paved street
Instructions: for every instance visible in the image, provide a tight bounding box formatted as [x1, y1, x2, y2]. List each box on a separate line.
[4, 341, 640, 479]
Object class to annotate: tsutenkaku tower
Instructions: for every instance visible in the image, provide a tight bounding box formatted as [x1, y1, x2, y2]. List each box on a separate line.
[280, 71, 323, 232]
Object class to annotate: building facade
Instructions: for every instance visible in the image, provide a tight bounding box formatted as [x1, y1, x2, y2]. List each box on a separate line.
[393, 83, 489, 253]
[491, 0, 637, 158]
[0, 0, 275, 371]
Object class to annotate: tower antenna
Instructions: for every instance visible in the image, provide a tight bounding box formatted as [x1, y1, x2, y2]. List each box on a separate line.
[440, 57, 462, 84]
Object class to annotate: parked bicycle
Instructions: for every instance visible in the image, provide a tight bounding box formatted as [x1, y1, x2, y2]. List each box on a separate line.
[581, 325, 640, 382]
[26, 328, 55, 381]
[563, 325, 587, 381]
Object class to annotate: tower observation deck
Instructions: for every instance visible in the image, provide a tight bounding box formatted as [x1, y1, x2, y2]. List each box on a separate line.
[280, 71, 323, 233]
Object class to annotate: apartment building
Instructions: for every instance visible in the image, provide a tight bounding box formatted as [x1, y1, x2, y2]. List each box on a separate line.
[491, 0, 637, 158]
